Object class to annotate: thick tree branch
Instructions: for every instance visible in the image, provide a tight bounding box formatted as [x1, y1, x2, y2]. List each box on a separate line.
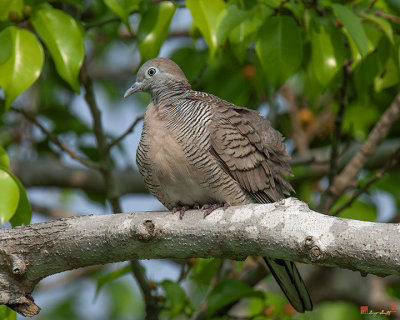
[11, 138, 400, 196]
[1, 198, 399, 316]
[11, 157, 147, 196]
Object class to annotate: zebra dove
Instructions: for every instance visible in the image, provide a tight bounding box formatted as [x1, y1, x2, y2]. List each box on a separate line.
[124, 57, 312, 312]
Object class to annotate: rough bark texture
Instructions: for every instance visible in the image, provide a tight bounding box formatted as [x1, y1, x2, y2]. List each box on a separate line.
[1, 198, 399, 316]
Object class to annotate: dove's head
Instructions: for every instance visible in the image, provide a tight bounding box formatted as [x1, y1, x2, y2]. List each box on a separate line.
[124, 57, 190, 99]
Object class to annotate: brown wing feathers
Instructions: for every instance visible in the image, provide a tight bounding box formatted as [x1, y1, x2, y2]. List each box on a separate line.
[210, 101, 293, 204]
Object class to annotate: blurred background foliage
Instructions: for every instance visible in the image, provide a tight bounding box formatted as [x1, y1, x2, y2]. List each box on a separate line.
[1, 0, 400, 319]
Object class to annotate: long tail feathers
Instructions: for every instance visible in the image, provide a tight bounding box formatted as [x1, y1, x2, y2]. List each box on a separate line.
[263, 257, 313, 312]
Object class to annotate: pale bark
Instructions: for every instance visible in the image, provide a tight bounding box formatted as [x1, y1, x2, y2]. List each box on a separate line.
[0, 198, 399, 316]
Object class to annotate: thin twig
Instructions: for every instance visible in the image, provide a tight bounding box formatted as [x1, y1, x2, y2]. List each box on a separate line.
[130, 261, 161, 320]
[84, 10, 139, 30]
[84, 17, 121, 31]
[332, 147, 400, 216]
[191, 62, 208, 87]
[105, 114, 144, 152]
[280, 84, 309, 154]
[365, 0, 377, 13]
[120, 29, 190, 40]
[375, 10, 400, 24]
[81, 60, 122, 212]
[10, 106, 99, 169]
[328, 60, 352, 185]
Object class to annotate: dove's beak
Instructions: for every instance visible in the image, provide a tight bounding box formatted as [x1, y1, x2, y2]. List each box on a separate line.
[124, 82, 141, 98]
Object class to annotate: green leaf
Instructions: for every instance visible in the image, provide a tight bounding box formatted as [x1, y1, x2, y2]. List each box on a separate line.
[387, 282, 400, 300]
[229, 5, 272, 63]
[314, 301, 362, 320]
[260, 0, 281, 8]
[229, 19, 259, 63]
[354, 51, 379, 101]
[9, 171, 31, 227]
[0, 0, 23, 21]
[374, 56, 399, 92]
[362, 13, 394, 44]
[216, 5, 249, 48]
[0, 145, 10, 169]
[374, 171, 400, 208]
[255, 15, 303, 88]
[186, 0, 226, 58]
[310, 22, 346, 87]
[332, 4, 368, 56]
[343, 103, 379, 139]
[170, 48, 208, 82]
[0, 27, 44, 111]
[161, 280, 188, 317]
[95, 265, 132, 297]
[104, 0, 141, 33]
[31, 7, 85, 92]
[206, 278, 264, 316]
[0, 306, 16, 320]
[335, 198, 377, 222]
[137, 1, 176, 62]
[0, 168, 20, 224]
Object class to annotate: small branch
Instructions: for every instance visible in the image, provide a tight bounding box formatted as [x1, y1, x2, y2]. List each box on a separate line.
[105, 114, 144, 152]
[84, 10, 139, 30]
[375, 10, 400, 24]
[332, 147, 400, 216]
[11, 157, 147, 196]
[322, 93, 400, 212]
[1, 198, 400, 316]
[80, 60, 121, 212]
[120, 29, 190, 40]
[81, 60, 155, 318]
[130, 261, 161, 320]
[328, 60, 352, 185]
[10, 107, 99, 169]
[364, 0, 377, 13]
[280, 84, 309, 154]
[191, 62, 208, 87]
[85, 17, 122, 30]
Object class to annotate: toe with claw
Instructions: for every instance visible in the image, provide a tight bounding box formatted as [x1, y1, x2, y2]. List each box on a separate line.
[202, 203, 230, 218]
[172, 206, 190, 219]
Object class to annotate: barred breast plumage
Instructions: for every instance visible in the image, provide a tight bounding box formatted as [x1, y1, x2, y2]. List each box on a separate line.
[124, 57, 312, 313]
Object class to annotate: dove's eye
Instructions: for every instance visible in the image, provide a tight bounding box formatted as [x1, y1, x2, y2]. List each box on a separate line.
[147, 67, 157, 77]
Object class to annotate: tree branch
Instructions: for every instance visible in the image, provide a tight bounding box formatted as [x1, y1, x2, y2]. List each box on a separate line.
[1, 198, 399, 316]
[105, 114, 144, 152]
[321, 93, 400, 212]
[80, 61, 158, 319]
[11, 157, 147, 196]
[11, 138, 400, 197]
[331, 147, 400, 216]
[10, 106, 99, 170]
[328, 60, 351, 185]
